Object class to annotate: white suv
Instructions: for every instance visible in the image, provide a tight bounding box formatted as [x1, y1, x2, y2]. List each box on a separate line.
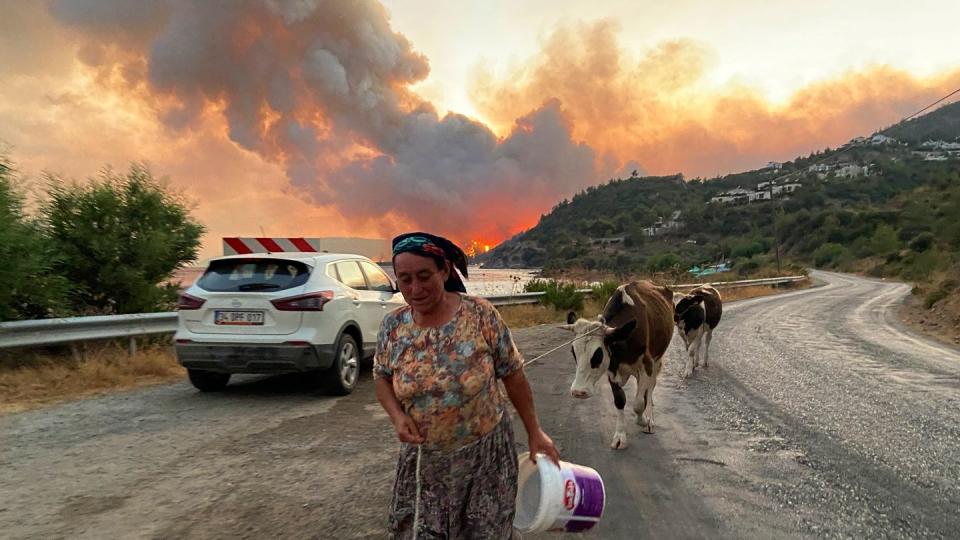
[174, 253, 404, 395]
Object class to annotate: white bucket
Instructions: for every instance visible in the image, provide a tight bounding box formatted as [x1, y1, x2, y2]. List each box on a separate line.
[514, 452, 606, 533]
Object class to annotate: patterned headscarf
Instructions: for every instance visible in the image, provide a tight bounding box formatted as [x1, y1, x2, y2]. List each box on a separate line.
[391, 232, 469, 293]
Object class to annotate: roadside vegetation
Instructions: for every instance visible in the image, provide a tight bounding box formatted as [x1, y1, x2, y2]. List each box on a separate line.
[0, 155, 204, 320]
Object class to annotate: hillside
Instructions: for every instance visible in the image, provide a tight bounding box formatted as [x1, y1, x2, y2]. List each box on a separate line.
[481, 101, 960, 306]
[883, 100, 960, 144]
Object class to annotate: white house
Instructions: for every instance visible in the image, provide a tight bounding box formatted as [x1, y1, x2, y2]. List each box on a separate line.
[835, 164, 869, 178]
[779, 183, 802, 193]
[920, 140, 960, 150]
[765, 161, 784, 170]
[871, 134, 896, 145]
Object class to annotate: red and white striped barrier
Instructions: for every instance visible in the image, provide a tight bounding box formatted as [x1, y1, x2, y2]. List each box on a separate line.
[221, 237, 392, 261]
[222, 237, 321, 255]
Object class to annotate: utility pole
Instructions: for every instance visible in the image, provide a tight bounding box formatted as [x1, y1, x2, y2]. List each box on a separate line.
[769, 181, 782, 274]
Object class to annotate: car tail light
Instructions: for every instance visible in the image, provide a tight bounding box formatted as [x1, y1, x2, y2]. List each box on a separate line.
[271, 291, 334, 311]
[177, 293, 206, 310]
[176, 339, 193, 344]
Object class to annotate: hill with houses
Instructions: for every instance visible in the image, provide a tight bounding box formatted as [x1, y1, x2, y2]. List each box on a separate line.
[481, 101, 960, 297]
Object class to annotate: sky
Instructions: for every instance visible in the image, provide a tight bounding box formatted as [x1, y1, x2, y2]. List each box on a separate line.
[1, 0, 959, 260]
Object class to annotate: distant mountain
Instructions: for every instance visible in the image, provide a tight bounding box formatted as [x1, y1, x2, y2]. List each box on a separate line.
[481, 101, 960, 289]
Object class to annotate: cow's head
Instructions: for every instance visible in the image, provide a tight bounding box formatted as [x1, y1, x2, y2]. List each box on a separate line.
[560, 311, 637, 399]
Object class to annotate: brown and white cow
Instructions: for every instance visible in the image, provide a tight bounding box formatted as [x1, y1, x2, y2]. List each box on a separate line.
[674, 285, 722, 378]
[561, 281, 674, 449]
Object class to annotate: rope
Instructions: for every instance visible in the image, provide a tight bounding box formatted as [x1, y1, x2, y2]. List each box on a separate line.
[412, 444, 422, 539]
[522, 326, 601, 368]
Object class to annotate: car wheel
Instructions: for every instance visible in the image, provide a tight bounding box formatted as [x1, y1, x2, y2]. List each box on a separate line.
[187, 369, 231, 392]
[324, 333, 359, 395]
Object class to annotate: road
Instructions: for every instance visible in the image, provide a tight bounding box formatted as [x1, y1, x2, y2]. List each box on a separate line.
[1, 271, 958, 539]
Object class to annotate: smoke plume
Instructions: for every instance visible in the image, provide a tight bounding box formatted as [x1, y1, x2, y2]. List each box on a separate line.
[49, 0, 603, 245]
[44, 2, 960, 248]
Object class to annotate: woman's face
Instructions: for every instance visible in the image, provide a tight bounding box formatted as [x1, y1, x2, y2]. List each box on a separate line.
[394, 252, 450, 313]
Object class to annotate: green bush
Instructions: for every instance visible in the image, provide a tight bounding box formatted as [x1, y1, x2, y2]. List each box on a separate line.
[0, 158, 71, 320]
[901, 249, 946, 281]
[42, 164, 205, 315]
[737, 258, 760, 276]
[647, 253, 680, 273]
[524, 278, 550, 293]
[812, 243, 848, 267]
[541, 281, 584, 312]
[590, 280, 620, 303]
[908, 232, 935, 252]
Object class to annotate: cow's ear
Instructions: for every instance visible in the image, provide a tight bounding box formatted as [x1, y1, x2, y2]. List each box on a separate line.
[605, 319, 636, 342]
[566, 311, 577, 324]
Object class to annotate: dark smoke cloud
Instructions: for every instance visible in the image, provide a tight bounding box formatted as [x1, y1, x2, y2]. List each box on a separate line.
[50, 0, 603, 242]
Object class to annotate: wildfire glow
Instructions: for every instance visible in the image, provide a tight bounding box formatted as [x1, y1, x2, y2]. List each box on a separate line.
[2, 2, 959, 259]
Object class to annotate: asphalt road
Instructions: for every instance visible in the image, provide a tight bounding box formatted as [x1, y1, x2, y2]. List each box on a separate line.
[1, 271, 958, 539]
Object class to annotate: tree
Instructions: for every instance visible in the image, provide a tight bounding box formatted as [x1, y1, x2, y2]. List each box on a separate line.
[0, 157, 70, 320]
[869, 224, 900, 255]
[42, 164, 205, 314]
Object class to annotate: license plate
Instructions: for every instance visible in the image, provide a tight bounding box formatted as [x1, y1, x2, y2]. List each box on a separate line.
[214, 310, 265, 325]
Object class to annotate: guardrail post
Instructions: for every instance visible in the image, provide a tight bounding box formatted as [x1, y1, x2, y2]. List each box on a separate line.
[128, 336, 137, 357]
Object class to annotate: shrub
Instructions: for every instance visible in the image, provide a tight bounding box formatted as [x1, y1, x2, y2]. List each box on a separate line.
[524, 278, 550, 293]
[812, 243, 847, 267]
[542, 281, 584, 312]
[590, 280, 620, 303]
[901, 249, 945, 281]
[908, 232, 935, 252]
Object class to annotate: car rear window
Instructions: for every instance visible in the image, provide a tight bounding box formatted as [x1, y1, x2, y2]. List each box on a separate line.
[197, 258, 311, 292]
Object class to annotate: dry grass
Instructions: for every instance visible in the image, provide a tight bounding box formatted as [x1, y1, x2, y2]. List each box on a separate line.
[499, 299, 605, 329]
[709, 280, 812, 303]
[0, 344, 184, 414]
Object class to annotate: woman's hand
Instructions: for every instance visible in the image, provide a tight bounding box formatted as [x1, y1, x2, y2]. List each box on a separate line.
[393, 414, 425, 444]
[528, 429, 561, 465]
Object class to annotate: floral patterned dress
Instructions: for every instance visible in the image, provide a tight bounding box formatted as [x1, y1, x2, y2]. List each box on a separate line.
[375, 294, 523, 539]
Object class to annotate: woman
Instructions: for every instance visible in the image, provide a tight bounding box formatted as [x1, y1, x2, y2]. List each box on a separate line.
[375, 232, 560, 539]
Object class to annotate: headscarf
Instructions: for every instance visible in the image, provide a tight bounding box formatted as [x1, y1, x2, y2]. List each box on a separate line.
[391, 232, 469, 293]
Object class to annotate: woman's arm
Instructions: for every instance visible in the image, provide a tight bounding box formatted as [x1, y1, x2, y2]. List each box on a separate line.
[502, 369, 561, 464]
[376, 377, 424, 444]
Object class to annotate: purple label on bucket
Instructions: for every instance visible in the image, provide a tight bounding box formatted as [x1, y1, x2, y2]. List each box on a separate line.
[565, 519, 598, 532]
[571, 469, 605, 519]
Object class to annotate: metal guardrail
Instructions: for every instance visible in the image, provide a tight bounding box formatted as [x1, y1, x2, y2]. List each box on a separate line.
[0, 276, 806, 349]
[0, 312, 177, 350]
[671, 275, 807, 290]
[479, 275, 806, 305]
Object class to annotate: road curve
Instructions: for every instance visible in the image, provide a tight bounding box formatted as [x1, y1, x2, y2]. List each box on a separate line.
[521, 270, 960, 539]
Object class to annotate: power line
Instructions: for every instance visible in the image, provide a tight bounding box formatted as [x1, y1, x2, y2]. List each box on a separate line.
[903, 87, 960, 123]
[766, 83, 960, 186]
[759, 83, 960, 274]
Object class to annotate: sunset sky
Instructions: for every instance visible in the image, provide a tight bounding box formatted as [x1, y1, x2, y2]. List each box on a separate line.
[2, 0, 959, 260]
